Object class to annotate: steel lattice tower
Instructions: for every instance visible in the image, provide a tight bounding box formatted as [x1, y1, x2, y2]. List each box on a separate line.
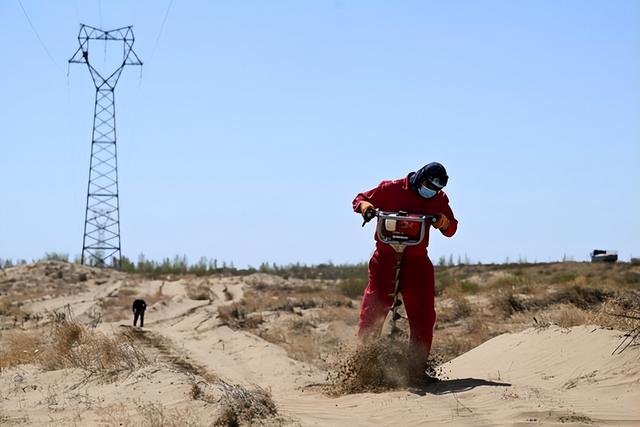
[69, 24, 142, 267]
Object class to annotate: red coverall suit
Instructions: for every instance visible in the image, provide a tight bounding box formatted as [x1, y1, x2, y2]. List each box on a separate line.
[353, 175, 458, 359]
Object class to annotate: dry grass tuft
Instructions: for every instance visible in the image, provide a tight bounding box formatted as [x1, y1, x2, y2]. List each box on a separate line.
[138, 402, 201, 427]
[0, 297, 24, 318]
[550, 285, 612, 310]
[486, 273, 527, 291]
[432, 334, 474, 360]
[540, 304, 593, 328]
[0, 331, 42, 370]
[258, 322, 317, 364]
[433, 318, 491, 362]
[0, 317, 147, 377]
[439, 290, 473, 322]
[490, 285, 613, 319]
[39, 319, 148, 376]
[214, 380, 278, 426]
[491, 291, 527, 317]
[98, 401, 201, 427]
[337, 277, 367, 299]
[592, 294, 640, 352]
[190, 381, 204, 400]
[216, 282, 353, 337]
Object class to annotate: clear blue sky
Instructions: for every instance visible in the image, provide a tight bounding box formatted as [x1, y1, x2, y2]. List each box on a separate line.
[1, 1, 638, 267]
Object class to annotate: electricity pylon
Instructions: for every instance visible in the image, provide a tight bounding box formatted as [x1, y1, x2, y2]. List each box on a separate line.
[69, 24, 142, 267]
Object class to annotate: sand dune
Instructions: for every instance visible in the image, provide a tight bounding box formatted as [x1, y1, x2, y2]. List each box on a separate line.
[1, 263, 638, 426]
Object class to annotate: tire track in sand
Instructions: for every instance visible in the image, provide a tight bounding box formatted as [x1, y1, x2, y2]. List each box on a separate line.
[122, 326, 217, 382]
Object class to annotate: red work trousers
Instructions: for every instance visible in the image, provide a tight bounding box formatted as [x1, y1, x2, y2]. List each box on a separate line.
[357, 249, 436, 360]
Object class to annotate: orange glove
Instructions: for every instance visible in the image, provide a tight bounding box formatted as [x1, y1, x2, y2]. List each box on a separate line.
[433, 214, 450, 230]
[359, 201, 375, 218]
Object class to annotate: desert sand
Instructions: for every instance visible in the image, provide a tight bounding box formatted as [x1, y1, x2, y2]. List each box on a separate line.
[1, 261, 638, 426]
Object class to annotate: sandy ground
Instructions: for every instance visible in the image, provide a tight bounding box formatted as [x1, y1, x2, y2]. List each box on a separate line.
[1, 262, 639, 426]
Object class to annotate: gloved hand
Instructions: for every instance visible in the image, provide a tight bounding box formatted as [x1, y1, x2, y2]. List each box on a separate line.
[433, 214, 450, 230]
[359, 201, 375, 218]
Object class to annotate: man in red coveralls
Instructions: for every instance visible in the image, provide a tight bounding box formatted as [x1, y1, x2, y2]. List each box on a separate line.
[353, 162, 458, 374]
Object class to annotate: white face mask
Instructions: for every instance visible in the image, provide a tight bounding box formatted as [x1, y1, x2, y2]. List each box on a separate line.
[418, 185, 437, 199]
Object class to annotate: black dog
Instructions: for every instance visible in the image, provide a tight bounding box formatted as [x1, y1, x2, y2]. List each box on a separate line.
[132, 299, 147, 327]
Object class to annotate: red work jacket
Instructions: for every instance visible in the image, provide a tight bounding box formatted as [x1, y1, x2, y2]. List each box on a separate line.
[353, 175, 458, 257]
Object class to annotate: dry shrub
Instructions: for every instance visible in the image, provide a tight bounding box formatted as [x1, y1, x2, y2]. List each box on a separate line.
[254, 307, 357, 366]
[243, 285, 352, 315]
[491, 285, 613, 319]
[216, 284, 354, 340]
[190, 381, 204, 400]
[607, 304, 640, 354]
[1, 318, 147, 377]
[465, 315, 490, 339]
[491, 291, 527, 317]
[549, 285, 611, 309]
[439, 290, 473, 322]
[258, 323, 318, 364]
[622, 270, 640, 286]
[139, 402, 200, 427]
[217, 303, 264, 329]
[486, 274, 518, 290]
[338, 277, 367, 299]
[0, 297, 22, 317]
[290, 317, 316, 334]
[214, 380, 278, 426]
[314, 305, 359, 326]
[456, 280, 480, 294]
[98, 402, 200, 427]
[484, 271, 537, 294]
[186, 282, 215, 301]
[326, 338, 442, 395]
[592, 294, 640, 331]
[535, 304, 592, 328]
[432, 318, 490, 362]
[189, 378, 219, 404]
[40, 320, 148, 376]
[551, 272, 579, 284]
[432, 333, 473, 361]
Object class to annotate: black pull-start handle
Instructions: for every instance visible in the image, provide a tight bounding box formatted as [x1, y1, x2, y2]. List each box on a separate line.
[361, 208, 377, 227]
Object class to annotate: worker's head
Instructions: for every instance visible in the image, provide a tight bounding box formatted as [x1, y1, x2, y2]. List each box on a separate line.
[411, 162, 448, 198]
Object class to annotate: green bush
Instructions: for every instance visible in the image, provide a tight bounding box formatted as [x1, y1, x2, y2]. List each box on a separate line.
[43, 252, 69, 262]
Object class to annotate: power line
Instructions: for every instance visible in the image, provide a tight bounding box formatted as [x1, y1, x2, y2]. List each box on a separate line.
[98, 0, 103, 29]
[149, 0, 174, 64]
[16, 0, 61, 72]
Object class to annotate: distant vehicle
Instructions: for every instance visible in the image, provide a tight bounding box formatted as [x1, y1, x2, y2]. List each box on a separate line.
[590, 249, 618, 263]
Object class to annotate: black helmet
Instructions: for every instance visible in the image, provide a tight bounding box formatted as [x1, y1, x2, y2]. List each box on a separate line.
[410, 162, 449, 191]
